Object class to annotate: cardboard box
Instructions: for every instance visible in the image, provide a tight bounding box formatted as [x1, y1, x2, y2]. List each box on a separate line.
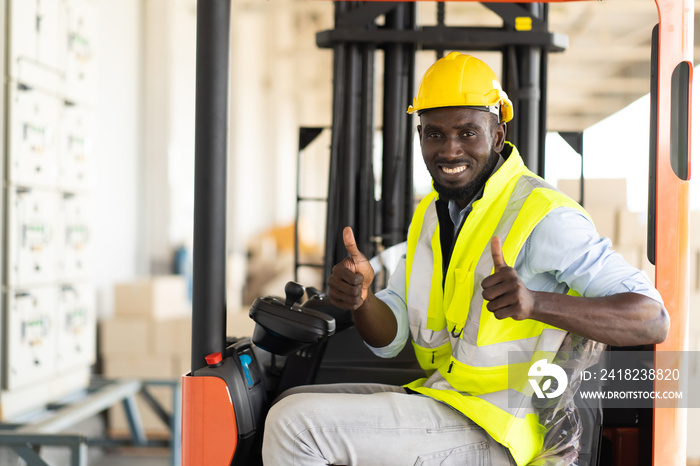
[558, 178, 627, 209]
[692, 211, 700, 248]
[614, 246, 642, 269]
[227, 252, 247, 312]
[585, 207, 619, 244]
[691, 289, 700, 311]
[100, 319, 151, 356]
[617, 210, 648, 247]
[687, 408, 700, 461]
[641, 256, 655, 283]
[114, 276, 190, 320]
[102, 354, 177, 380]
[689, 292, 700, 348]
[226, 308, 256, 338]
[692, 250, 700, 292]
[153, 316, 192, 357]
[174, 354, 192, 377]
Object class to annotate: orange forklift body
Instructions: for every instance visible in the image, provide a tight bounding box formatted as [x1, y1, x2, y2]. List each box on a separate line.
[181, 375, 237, 465]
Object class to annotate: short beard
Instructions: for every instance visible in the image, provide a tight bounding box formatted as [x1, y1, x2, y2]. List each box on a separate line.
[431, 149, 500, 204]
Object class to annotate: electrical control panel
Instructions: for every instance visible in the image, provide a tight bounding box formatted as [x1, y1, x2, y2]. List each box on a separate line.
[64, 0, 97, 104]
[1, 0, 97, 419]
[59, 103, 94, 192]
[6, 188, 59, 287]
[8, 0, 66, 91]
[4, 287, 59, 391]
[57, 193, 92, 280]
[7, 84, 62, 189]
[56, 282, 96, 371]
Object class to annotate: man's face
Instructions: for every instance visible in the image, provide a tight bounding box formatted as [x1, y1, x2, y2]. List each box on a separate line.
[418, 107, 506, 208]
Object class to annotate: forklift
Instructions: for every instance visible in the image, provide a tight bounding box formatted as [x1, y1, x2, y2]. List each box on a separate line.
[181, 0, 692, 464]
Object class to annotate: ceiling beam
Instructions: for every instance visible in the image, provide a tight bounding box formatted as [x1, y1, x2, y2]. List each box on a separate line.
[548, 77, 651, 96]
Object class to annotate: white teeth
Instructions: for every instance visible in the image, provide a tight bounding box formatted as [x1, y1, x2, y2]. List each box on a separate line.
[442, 166, 466, 174]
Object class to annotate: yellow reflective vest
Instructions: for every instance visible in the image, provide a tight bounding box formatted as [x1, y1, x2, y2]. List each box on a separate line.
[403, 143, 589, 466]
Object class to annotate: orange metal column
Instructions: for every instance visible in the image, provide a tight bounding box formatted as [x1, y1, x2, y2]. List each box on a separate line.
[652, 0, 693, 465]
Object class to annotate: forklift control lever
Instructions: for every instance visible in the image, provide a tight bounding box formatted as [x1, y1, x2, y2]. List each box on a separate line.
[284, 281, 305, 307]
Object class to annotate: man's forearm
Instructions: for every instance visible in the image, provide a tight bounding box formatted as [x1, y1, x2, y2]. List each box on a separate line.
[352, 289, 398, 348]
[530, 292, 669, 347]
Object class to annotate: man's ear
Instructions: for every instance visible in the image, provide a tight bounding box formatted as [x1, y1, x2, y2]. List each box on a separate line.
[417, 125, 423, 144]
[493, 122, 506, 152]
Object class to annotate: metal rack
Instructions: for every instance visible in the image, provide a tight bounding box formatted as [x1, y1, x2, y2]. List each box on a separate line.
[294, 127, 328, 284]
[0, 378, 181, 466]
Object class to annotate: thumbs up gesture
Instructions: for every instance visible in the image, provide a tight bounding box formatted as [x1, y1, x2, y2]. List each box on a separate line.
[327, 227, 375, 311]
[481, 237, 536, 321]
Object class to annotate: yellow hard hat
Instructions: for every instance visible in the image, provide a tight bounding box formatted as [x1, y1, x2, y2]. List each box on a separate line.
[407, 52, 513, 123]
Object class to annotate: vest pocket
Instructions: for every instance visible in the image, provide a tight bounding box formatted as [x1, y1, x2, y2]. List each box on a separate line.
[441, 357, 510, 395]
[444, 267, 475, 337]
[412, 341, 451, 375]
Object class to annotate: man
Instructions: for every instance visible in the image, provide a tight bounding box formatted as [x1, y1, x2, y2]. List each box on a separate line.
[262, 52, 668, 466]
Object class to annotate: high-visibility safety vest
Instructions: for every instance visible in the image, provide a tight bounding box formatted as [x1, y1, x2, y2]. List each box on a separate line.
[403, 143, 589, 466]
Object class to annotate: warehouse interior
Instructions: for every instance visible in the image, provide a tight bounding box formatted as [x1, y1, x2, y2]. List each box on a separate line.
[1, 0, 700, 465]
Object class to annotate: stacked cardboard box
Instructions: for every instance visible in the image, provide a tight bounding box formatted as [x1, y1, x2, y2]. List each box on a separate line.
[689, 210, 700, 348]
[244, 221, 324, 305]
[99, 275, 256, 435]
[558, 178, 626, 245]
[557, 180, 700, 296]
[557, 178, 656, 279]
[99, 275, 189, 435]
[683, 212, 700, 462]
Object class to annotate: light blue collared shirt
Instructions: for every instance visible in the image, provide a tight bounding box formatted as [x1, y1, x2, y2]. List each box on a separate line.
[370, 206, 664, 358]
[447, 155, 505, 237]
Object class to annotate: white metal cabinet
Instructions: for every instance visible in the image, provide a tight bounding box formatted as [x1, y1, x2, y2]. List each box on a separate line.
[1, 0, 98, 419]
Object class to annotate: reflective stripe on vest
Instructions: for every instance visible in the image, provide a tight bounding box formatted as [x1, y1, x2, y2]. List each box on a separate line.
[404, 143, 589, 466]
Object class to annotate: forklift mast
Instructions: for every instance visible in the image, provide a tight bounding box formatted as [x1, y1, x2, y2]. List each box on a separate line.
[191, 0, 230, 375]
[317, 2, 567, 277]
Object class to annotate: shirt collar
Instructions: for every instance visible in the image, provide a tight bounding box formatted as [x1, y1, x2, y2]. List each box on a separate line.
[447, 153, 506, 230]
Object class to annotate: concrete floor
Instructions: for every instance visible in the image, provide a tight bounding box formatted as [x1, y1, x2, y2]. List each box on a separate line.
[92, 449, 171, 466]
[0, 445, 172, 466]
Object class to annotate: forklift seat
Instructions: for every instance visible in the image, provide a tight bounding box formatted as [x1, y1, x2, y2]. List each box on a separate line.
[576, 388, 603, 466]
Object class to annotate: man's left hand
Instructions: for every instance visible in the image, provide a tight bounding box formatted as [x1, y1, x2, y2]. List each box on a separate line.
[481, 236, 536, 320]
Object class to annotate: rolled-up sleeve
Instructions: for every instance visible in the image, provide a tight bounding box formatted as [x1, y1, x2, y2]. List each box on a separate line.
[366, 256, 411, 358]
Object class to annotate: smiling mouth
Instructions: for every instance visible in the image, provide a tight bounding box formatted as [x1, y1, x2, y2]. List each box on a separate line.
[441, 165, 467, 174]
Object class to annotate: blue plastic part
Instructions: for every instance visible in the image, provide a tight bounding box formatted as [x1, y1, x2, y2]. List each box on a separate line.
[239, 354, 254, 387]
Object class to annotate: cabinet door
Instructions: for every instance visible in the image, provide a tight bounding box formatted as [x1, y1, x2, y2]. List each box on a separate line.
[56, 282, 96, 371]
[57, 193, 92, 280]
[5, 287, 59, 390]
[8, 85, 61, 188]
[7, 188, 59, 287]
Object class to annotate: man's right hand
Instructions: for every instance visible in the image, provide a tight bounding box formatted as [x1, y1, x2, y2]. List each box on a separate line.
[327, 226, 374, 311]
